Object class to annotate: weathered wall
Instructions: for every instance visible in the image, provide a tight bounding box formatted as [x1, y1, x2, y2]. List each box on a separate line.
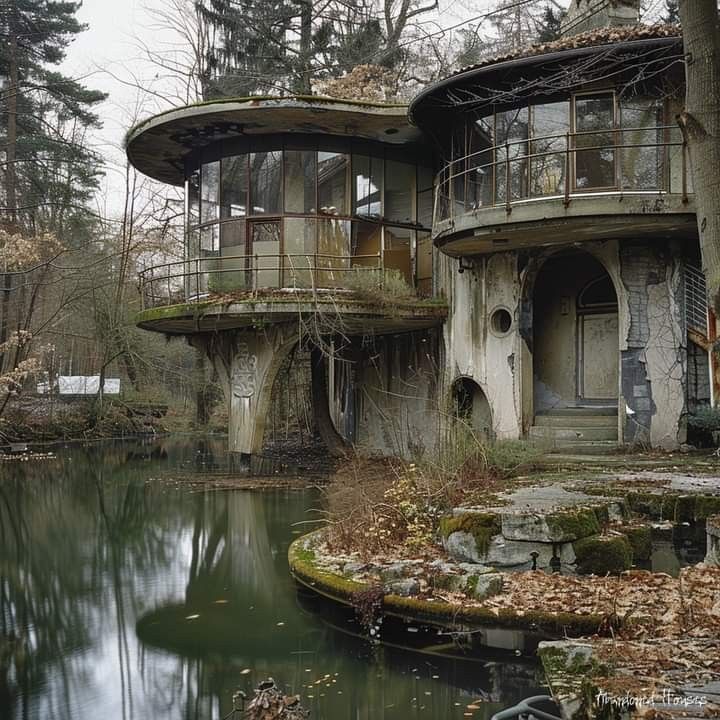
[330, 328, 443, 458]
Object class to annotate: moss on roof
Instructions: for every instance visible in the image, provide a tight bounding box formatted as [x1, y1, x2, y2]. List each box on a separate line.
[125, 94, 409, 147]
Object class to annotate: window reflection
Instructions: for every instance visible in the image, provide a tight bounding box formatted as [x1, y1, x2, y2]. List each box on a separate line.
[221, 155, 248, 217]
[574, 94, 616, 189]
[318, 151, 349, 215]
[385, 160, 414, 224]
[284, 150, 316, 214]
[201, 161, 219, 223]
[530, 102, 569, 197]
[467, 117, 493, 209]
[495, 108, 529, 201]
[352, 154, 382, 219]
[250, 151, 282, 214]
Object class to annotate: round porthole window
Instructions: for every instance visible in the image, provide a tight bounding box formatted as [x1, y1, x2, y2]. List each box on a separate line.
[490, 307, 513, 336]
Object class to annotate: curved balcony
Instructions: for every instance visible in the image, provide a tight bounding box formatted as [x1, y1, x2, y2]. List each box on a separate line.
[434, 126, 697, 255]
[136, 250, 446, 336]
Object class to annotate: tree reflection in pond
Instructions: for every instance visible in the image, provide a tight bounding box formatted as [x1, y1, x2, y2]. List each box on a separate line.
[0, 438, 542, 720]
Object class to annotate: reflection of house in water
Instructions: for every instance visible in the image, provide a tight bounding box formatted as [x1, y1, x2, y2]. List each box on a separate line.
[127, 0, 715, 460]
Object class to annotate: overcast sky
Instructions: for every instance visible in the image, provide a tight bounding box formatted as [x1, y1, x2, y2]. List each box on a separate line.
[60, 0, 496, 215]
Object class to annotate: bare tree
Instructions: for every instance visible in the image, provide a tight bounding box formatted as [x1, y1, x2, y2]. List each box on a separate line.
[678, 0, 720, 313]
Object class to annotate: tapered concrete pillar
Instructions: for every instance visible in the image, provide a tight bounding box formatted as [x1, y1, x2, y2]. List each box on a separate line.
[193, 325, 297, 463]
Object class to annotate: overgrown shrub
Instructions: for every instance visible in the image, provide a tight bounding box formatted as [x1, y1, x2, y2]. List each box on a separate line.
[687, 406, 720, 448]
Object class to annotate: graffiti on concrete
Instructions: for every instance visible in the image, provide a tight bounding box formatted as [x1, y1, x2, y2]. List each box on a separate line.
[232, 342, 258, 398]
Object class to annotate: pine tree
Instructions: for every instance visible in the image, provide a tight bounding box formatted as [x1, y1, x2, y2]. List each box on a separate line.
[0, 0, 106, 239]
[663, 0, 680, 23]
[537, 5, 566, 43]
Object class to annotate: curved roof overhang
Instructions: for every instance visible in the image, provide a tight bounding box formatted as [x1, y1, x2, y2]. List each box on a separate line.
[126, 96, 424, 186]
[409, 34, 684, 131]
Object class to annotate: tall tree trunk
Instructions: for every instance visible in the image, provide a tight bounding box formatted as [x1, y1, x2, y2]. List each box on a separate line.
[679, 1, 720, 314]
[310, 347, 348, 457]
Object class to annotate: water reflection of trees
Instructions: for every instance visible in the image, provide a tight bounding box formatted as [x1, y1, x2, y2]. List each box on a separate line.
[0, 441, 196, 719]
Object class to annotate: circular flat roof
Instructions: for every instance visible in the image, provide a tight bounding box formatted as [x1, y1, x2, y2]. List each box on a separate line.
[125, 95, 422, 185]
[408, 26, 682, 128]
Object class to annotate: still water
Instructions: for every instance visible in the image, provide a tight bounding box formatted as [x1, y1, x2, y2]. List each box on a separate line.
[0, 437, 542, 720]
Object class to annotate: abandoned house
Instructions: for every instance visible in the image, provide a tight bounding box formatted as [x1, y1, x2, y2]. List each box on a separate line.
[126, 0, 716, 463]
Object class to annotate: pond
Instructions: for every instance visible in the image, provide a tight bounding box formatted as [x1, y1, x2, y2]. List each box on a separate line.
[0, 437, 544, 720]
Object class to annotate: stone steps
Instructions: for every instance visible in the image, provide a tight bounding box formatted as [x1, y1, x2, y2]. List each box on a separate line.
[530, 407, 619, 453]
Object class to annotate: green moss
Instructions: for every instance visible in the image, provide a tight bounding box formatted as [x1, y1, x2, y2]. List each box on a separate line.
[621, 526, 652, 561]
[573, 535, 632, 575]
[695, 495, 720, 520]
[547, 507, 601, 541]
[439, 512, 501, 556]
[465, 574, 478, 595]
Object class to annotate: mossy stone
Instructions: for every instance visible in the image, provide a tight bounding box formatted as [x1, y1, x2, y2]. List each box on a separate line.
[573, 535, 632, 575]
[546, 507, 601, 542]
[439, 512, 501, 556]
[621, 526, 652, 561]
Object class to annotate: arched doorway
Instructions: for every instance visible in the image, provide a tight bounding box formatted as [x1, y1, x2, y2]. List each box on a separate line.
[452, 377, 493, 440]
[533, 251, 619, 412]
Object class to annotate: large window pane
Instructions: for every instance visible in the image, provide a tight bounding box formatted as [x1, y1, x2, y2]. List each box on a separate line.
[574, 94, 615, 189]
[221, 155, 248, 218]
[620, 97, 663, 190]
[201, 161, 219, 223]
[384, 226, 413, 287]
[249, 220, 280, 287]
[385, 160, 415, 224]
[467, 117, 494, 208]
[417, 165, 434, 228]
[451, 123, 466, 213]
[283, 217, 316, 288]
[250, 151, 282, 214]
[187, 171, 200, 227]
[352, 154, 382, 219]
[284, 150, 316, 213]
[416, 230, 432, 297]
[318, 151, 349, 215]
[530, 101, 569, 197]
[317, 218, 351, 287]
[495, 108, 528, 201]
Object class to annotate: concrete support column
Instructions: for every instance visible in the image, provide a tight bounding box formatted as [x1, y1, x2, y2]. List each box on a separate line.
[193, 325, 297, 463]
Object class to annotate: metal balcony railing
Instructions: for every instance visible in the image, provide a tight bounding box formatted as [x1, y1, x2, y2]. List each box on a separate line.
[138, 252, 395, 310]
[435, 125, 690, 225]
[685, 264, 709, 338]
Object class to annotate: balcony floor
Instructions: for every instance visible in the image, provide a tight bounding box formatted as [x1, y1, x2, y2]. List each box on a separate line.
[135, 289, 447, 336]
[434, 194, 697, 256]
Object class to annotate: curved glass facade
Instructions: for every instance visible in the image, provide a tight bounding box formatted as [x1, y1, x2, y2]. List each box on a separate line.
[184, 139, 434, 297]
[437, 91, 688, 222]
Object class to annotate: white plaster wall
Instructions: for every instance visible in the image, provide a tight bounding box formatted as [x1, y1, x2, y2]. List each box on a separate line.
[646, 260, 686, 449]
[440, 251, 522, 440]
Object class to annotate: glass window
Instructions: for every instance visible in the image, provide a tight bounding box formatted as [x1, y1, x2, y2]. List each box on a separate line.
[284, 150, 316, 214]
[574, 93, 615, 189]
[384, 226, 413, 287]
[385, 160, 415, 224]
[495, 107, 529, 201]
[467, 116, 494, 208]
[417, 165, 434, 228]
[200, 224, 219, 255]
[450, 123, 466, 212]
[352, 154, 382, 219]
[187, 171, 200, 227]
[530, 101, 569, 197]
[317, 218, 351, 287]
[620, 96, 663, 190]
[249, 220, 281, 287]
[200, 161, 219, 223]
[221, 155, 248, 218]
[318, 151, 349, 215]
[220, 219, 245, 253]
[416, 230, 432, 296]
[283, 217, 316, 288]
[250, 151, 282, 214]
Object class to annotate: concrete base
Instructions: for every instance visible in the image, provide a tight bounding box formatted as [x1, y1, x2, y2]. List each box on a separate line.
[192, 324, 298, 456]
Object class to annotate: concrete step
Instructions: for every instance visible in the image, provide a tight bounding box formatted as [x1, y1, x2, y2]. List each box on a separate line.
[536, 406, 618, 417]
[544, 440, 620, 455]
[534, 414, 617, 428]
[529, 426, 618, 442]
